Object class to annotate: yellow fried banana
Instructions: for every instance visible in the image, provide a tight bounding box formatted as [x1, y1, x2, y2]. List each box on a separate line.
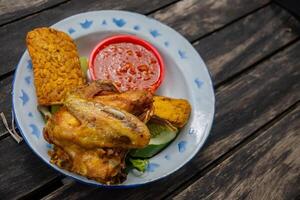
[153, 96, 191, 128]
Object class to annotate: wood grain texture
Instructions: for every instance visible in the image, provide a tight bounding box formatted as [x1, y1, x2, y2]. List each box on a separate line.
[0, 76, 13, 137]
[174, 106, 300, 200]
[41, 28, 300, 200]
[151, 0, 270, 41]
[0, 1, 299, 199]
[0, 0, 67, 25]
[195, 3, 300, 85]
[0, 0, 178, 77]
[0, 1, 179, 199]
[0, 2, 288, 137]
[0, 0, 178, 135]
[0, 0, 269, 77]
[0, 136, 59, 199]
[1, 3, 300, 199]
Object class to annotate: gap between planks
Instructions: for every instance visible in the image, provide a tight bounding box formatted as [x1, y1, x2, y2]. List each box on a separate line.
[18, 177, 63, 200]
[0, 0, 269, 82]
[1, 1, 297, 198]
[0, 0, 182, 29]
[214, 36, 300, 89]
[39, 36, 300, 199]
[188, 2, 271, 44]
[163, 101, 300, 200]
[0, 0, 70, 27]
[0, 0, 182, 81]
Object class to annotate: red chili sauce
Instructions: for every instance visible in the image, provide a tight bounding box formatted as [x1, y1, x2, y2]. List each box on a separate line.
[93, 42, 160, 91]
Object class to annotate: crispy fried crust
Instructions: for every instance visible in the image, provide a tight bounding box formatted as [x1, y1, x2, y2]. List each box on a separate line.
[153, 96, 191, 128]
[26, 27, 85, 105]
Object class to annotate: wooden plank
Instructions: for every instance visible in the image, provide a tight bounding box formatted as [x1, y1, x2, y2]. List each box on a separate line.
[0, 136, 59, 200]
[1, 3, 300, 198]
[0, 0, 179, 134]
[0, 0, 178, 77]
[151, 0, 270, 41]
[174, 105, 300, 200]
[1, 4, 297, 139]
[195, 3, 300, 85]
[2, 3, 296, 137]
[0, 0, 269, 76]
[0, 1, 180, 199]
[0, 76, 13, 137]
[0, 0, 67, 25]
[41, 29, 300, 200]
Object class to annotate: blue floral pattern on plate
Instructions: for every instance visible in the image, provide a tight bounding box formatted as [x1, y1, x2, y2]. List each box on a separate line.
[19, 90, 29, 106]
[178, 50, 187, 59]
[29, 124, 40, 138]
[27, 60, 32, 70]
[194, 78, 204, 89]
[68, 28, 76, 34]
[25, 76, 31, 85]
[80, 19, 93, 29]
[189, 128, 197, 135]
[147, 163, 159, 172]
[113, 18, 126, 27]
[150, 29, 160, 37]
[178, 141, 187, 153]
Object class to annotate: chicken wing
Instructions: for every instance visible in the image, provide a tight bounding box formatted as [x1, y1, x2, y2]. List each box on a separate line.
[45, 108, 127, 184]
[44, 81, 153, 184]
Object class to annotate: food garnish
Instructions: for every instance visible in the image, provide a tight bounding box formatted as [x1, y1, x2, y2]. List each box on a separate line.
[130, 120, 178, 158]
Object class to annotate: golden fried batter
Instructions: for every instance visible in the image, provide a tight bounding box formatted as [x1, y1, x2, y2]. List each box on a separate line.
[45, 109, 127, 184]
[44, 81, 153, 184]
[26, 27, 85, 105]
[153, 96, 191, 128]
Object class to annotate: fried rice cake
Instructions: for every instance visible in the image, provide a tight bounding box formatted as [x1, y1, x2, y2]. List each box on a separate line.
[26, 27, 85, 105]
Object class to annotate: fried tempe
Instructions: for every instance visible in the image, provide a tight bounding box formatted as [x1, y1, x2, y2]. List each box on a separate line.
[26, 27, 85, 105]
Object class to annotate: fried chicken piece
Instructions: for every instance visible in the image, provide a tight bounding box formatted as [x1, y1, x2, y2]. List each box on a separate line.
[53, 93, 151, 149]
[27, 27, 85, 105]
[72, 80, 153, 121]
[44, 81, 153, 184]
[45, 109, 127, 184]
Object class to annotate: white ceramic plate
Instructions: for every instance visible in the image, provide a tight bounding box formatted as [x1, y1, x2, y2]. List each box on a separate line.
[13, 10, 215, 187]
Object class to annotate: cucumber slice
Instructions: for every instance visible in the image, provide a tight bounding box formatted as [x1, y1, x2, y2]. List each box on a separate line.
[79, 57, 88, 77]
[130, 121, 178, 158]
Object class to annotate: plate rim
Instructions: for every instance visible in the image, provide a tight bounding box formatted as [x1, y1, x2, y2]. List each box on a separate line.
[12, 10, 215, 188]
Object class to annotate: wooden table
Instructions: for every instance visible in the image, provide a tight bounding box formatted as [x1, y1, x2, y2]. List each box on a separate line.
[0, 0, 299, 199]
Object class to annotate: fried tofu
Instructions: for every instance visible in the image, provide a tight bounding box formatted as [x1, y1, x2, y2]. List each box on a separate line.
[26, 27, 85, 105]
[153, 96, 191, 128]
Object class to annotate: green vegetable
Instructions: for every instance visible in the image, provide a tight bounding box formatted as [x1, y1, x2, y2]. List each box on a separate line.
[128, 158, 149, 172]
[50, 105, 61, 114]
[79, 57, 88, 77]
[130, 121, 178, 158]
[37, 105, 52, 122]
